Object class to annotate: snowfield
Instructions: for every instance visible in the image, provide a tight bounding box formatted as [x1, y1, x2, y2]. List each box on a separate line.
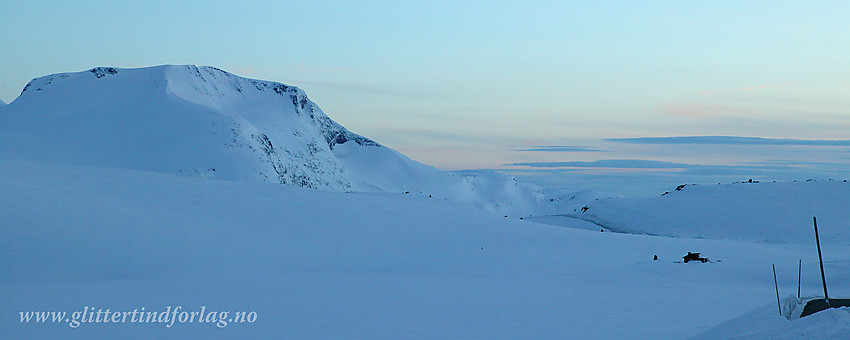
[2, 160, 849, 339]
[572, 181, 850, 245]
[2, 65, 849, 339]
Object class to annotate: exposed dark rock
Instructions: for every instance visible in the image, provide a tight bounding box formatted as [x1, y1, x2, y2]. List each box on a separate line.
[90, 67, 118, 78]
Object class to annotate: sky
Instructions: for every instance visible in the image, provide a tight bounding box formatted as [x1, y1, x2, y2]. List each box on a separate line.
[1, 1, 848, 196]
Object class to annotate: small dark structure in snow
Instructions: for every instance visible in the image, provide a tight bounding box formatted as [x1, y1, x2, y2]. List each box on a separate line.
[683, 252, 709, 263]
[801, 299, 850, 317]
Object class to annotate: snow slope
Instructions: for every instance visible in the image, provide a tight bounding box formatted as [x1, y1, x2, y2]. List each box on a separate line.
[334, 140, 622, 216]
[0, 65, 591, 217]
[571, 180, 850, 245]
[3, 159, 848, 339]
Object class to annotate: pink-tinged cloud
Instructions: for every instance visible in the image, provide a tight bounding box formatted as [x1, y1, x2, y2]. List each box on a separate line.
[655, 103, 741, 118]
[698, 83, 791, 96]
[520, 138, 547, 146]
[395, 148, 452, 154]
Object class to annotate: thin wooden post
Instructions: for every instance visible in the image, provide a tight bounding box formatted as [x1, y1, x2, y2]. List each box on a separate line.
[814, 217, 830, 307]
[797, 259, 801, 299]
[773, 264, 781, 316]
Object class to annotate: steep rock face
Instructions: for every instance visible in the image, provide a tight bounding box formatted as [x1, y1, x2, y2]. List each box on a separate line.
[0, 65, 377, 191]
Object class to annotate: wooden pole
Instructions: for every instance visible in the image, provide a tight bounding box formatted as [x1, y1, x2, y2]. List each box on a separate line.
[814, 217, 830, 307]
[773, 264, 781, 316]
[797, 259, 801, 299]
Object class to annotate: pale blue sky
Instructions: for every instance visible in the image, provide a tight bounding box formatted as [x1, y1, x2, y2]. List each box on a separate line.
[2, 1, 848, 195]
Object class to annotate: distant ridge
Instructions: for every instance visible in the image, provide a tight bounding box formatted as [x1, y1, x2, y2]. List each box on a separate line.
[608, 136, 850, 146]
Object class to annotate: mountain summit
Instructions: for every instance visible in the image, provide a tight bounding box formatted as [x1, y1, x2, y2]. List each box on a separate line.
[0, 65, 604, 216]
[1, 65, 379, 190]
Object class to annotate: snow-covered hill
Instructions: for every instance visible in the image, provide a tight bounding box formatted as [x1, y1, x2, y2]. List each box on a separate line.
[0, 65, 590, 217]
[1, 65, 359, 190]
[571, 180, 850, 245]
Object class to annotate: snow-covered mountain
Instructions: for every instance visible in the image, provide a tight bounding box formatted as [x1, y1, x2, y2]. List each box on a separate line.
[0, 65, 591, 217]
[4, 66, 850, 338]
[1, 65, 360, 190]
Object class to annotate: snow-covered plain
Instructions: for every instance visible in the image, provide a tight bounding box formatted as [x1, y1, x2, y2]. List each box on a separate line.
[2, 65, 849, 338]
[3, 160, 849, 339]
[572, 181, 850, 245]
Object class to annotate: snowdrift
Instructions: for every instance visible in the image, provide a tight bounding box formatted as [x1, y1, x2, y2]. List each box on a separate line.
[693, 299, 850, 339]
